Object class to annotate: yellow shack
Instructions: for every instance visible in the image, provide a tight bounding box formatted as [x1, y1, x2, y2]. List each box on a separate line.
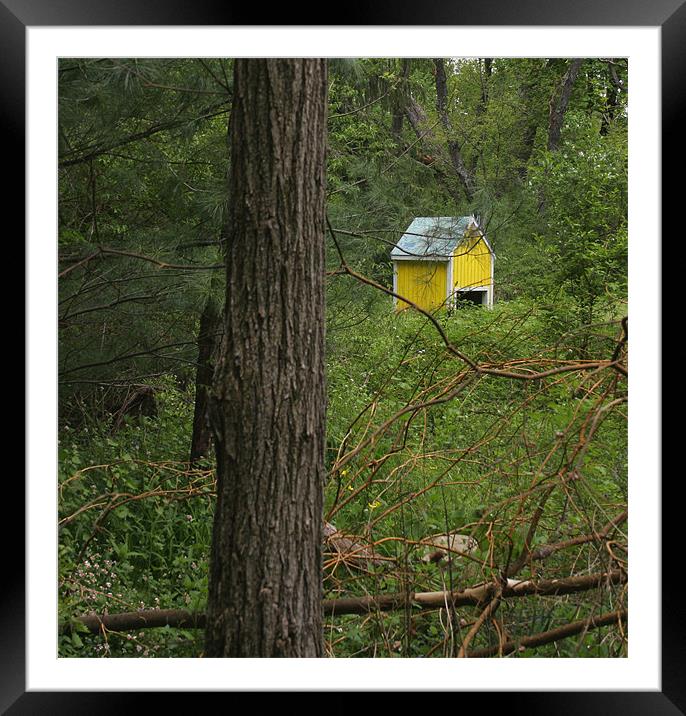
[391, 216, 494, 312]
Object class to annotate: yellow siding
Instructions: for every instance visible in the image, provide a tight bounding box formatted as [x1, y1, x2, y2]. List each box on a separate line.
[452, 236, 491, 291]
[395, 261, 447, 312]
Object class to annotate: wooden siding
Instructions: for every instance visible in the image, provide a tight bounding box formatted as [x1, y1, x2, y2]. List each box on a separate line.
[452, 236, 492, 292]
[395, 260, 448, 312]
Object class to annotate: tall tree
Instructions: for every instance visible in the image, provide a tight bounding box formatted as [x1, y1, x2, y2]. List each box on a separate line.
[547, 58, 584, 151]
[189, 273, 222, 466]
[204, 59, 328, 657]
[600, 60, 626, 136]
[433, 58, 476, 203]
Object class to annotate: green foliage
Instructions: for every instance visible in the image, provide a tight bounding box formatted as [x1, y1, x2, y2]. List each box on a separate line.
[321, 296, 626, 657]
[58, 296, 627, 658]
[59, 59, 230, 414]
[529, 111, 628, 308]
[58, 377, 212, 657]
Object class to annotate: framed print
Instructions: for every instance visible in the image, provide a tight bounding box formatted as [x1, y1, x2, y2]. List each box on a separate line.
[11, 0, 674, 711]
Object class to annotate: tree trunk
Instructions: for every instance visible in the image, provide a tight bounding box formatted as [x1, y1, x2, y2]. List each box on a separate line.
[600, 62, 623, 136]
[433, 58, 476, 202]
[189, 282, 221, 466]
[538, 59, 584, 213]
[515, 62, 545, 181]
[547, 58, 583, 152]
[480, 58, 493, 111]
[205, 59, 328, 658]
[390, 58, 410, 141]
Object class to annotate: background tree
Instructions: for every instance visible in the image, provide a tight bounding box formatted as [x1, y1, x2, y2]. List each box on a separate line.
[189, 271, 223, 465]
[204, 58, 328, 658]
[58, 59, 232, 426]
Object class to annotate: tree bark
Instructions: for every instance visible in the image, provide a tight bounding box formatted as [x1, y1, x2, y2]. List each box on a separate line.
[189, 282, 221, 466]
[547, 58, 584, 152]
[390, 58, 411, 140]
[515, 62, 546, 181]
[204, 58, 328, 658]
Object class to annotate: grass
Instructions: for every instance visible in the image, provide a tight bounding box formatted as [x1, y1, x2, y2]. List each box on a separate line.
[58, 298, 627, 658]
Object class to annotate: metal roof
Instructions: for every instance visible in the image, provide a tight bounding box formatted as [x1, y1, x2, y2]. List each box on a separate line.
[390, 216, 474, 260]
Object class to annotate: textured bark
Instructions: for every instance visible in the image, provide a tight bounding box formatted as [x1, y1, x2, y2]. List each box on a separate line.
[547, 58, 584, 151]
[189, 287, 221, 465]
[204, 59, 327, 658]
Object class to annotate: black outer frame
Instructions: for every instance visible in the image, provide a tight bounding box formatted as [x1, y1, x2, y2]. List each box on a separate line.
[9, 0, 673, 711]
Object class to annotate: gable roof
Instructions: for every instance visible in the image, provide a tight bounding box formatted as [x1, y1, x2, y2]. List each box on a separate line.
[390, 216, 476, 260]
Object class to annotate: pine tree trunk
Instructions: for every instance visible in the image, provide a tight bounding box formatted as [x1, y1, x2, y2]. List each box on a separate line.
[204, 58, 327, 658]
[189, 285, 221, 466]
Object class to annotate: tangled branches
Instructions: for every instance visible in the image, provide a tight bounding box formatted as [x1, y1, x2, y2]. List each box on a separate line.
[58, 235, 628, 657]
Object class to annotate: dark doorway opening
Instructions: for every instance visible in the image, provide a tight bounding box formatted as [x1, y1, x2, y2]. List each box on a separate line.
[454, 290, 487, 307]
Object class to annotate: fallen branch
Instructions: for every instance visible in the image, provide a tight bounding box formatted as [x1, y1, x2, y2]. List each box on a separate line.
[62, 569, 625, 634]
[61, 608, 205, 635]
[466, 609, 627, 658]
[324, 569, 625, 615]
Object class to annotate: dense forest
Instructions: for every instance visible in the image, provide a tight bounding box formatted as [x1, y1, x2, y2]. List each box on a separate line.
[58, 57, 628, 658]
